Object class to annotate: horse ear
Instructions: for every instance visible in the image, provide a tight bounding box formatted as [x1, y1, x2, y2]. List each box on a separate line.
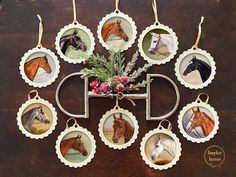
[117, 20, 121, 24]
[73, 30, 78, 35]
[192, 108, 196, 113]
[113, 114, 117, 120]
[77, 135, 82, 139]
[119, 113, 123, 119]
[197, 107, 200, 112]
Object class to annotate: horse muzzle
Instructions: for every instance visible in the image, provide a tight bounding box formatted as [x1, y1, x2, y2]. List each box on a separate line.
[148, 49, 156, 55]
[123, 37, 129, 42]
[82, 151, 88, 156]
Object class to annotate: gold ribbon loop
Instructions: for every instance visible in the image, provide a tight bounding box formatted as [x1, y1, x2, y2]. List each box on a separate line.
[193, 16, 204, 49]
[36, 14, 43, 48]
[152, 0, 159, 24]
[115, 0, 120, 11]
[72, 0, 78, 24]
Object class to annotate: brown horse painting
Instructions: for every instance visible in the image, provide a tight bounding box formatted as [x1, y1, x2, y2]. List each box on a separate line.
[60, 135, 88, 157]
[24, 55, 52, 81]
[112, 113, 134, 143]
[187, 107, 215, 137]
[102, 20, 129, 42]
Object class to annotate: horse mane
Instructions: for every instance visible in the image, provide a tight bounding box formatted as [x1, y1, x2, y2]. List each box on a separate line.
[194, 58, 211, 70]
[202, 112, 215, 125]
[25, 56, 44, 65]
[123, 120, 134, 141]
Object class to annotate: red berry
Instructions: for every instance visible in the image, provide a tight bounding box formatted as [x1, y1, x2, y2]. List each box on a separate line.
[120, 75, 129, 83]
[92, 87, 100, 94]
[100, 83, 108, 93]
[90, 80, 98, 88]
[116, 83, 124, 92]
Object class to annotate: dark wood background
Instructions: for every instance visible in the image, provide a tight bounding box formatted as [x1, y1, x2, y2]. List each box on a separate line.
[0, 0, 236, 176]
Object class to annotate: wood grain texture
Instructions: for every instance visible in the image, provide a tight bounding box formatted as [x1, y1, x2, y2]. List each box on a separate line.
[0, 0, 236, 176]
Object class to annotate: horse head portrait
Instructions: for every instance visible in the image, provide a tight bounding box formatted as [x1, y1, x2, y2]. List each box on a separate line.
[183, 56, 212, 83]
[148, 32, 173, 56]
[60, 135, 88, 157]
[151, 136, 176, 163]
[186, 107, 215, 137]
[24, 55, 52, 81]
[112, 113, 134, 144]
[22, 106, 50, 133]
[102, 20, 129, 42]
[60, 30, 87, 55]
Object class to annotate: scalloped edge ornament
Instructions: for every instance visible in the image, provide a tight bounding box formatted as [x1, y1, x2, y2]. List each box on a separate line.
[16, 94, 58, 139]
[98, 107, 139, 149]
[55, 23, 95, 64]
[19, 47, 60, 88]
[140, 126, 182, 170]
[138, 23, 179, 65]
[178, 101, 219, 143]
[97, 10, 137, 52]
[55, 126, 96, 168]
[174, 48, 216, 89]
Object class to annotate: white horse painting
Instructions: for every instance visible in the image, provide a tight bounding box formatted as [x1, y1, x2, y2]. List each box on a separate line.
[151, 137, 176, 165]
[148, 32, 174, 57]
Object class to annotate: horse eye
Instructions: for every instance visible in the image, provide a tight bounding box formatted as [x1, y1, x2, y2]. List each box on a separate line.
[153, 41, 157, 43]
[119, 28, 122, 32]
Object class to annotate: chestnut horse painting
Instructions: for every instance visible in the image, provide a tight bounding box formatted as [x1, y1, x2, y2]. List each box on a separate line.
[186, 107, 215, 137]
[60, 135, 88, 157]
[112, 113, 134, 144]
[24, 55, 52, 81]
[102, 20, 129, 42]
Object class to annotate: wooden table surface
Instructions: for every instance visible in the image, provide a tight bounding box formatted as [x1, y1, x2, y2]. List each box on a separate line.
[0, 0, 236, 176]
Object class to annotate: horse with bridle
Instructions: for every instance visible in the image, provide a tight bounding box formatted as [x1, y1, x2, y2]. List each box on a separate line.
[112, 113, 134, 143]
[102, 20, 129, 42]
[186, 107, 215, 137]
[60, 135, 88, 157]
[22, 106, 50, 133]
[24, 55, 52, 81]
[60, 30, 87, 55]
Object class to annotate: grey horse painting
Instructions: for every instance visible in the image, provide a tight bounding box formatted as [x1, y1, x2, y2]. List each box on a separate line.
[22, 106, 50, 133]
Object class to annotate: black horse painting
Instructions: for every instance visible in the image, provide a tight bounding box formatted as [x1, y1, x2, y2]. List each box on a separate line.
[60, 30, 87, 55]
[183, 56, 211, 83]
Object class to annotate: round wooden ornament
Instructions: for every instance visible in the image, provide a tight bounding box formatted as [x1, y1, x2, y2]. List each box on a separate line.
[175, 17, 216, 89]
[140, 120, 182, 170]
[98, 98, 139, 149]
[19, 15, 60, 88]
[55, 0, 95, 64]
[138, 0, 178, 65]
[55, 118, 96, 168]
[178, 93, 219, 143]
[97, 0, 137, 51]
[16, 90, 58, 139]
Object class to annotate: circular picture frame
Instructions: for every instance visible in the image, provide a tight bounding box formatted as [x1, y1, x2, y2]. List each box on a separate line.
[140, 128, 182, 170]
[175, 48, 216, 89]
[97, 10, 137, 52]
[16, 96, 58, 139]
[55, 23, 95, 64]
[98, 107, 139, 149]
[178, 101, 219, 143]
[55, 126, 96, 168]
[19, 47, 60, 88]
[138, 23, 178, 65]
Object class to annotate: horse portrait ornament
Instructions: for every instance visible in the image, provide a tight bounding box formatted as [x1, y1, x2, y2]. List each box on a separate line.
[24, 55, 52, 81]
[55, 23, 95, 64]
[140, 120, 182, 170]
[112, 113, 134, 144]
[98, 107, 139, 150]
[60, 135, 88, 157]
[183, 56, 211, 83]
[55, 118, 96, 168]
[138, 23, 178, 65]
[22, 106, 50, 133]
[17, 90, 58, 139]
[60, 30, 87, 55]
[102, 20, 129, 42]
[178, 93, 219, 143]
[97, 11, 137, 51]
